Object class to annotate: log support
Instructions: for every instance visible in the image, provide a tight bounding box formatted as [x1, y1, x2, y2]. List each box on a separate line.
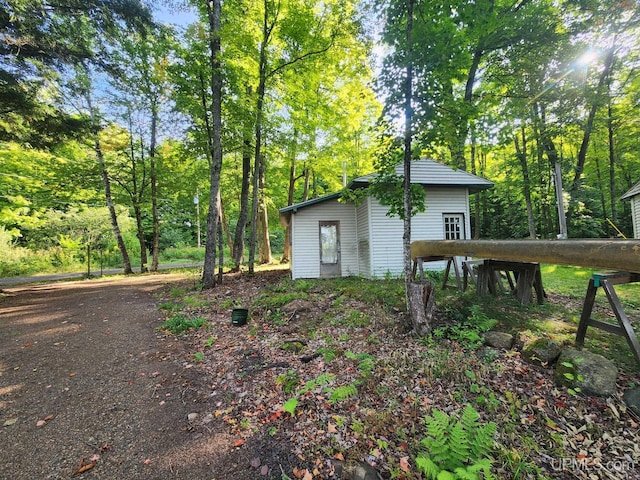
[576, 272, 640, 366]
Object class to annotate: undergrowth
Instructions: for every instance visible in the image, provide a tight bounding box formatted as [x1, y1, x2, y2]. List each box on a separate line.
[159, 314, 207, 335]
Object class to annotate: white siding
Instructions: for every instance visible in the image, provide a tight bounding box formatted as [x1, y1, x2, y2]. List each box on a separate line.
[290, 199, 358, 279]
[369, 187, 469, 277]
[356, 199, 371, 278]
[632, 196, 640, 239]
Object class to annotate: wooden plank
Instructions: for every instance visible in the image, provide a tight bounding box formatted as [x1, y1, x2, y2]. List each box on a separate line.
[410, 239, 640, 274]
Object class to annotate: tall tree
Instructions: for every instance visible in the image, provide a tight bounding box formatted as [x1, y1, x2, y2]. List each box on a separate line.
[0, 0, 152, 148]
[76, 67, 133, 274]
[201, 0, 223, 289]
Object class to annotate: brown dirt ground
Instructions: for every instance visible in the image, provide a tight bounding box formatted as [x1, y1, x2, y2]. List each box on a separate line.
[3, 270, 640, 480]
[0, 273, 257, 480]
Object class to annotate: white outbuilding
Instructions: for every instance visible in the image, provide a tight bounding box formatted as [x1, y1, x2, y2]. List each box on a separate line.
[279, 158, 494, 279]
[621, 180, 640, 239]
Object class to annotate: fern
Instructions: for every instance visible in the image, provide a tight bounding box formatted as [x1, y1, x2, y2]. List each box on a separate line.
[281, 373, 335, 415]
[416, 405, 496, 480]
[328, 384, 357, 403]
[282, 398, 298, 415]
[345, 350, 375, 374]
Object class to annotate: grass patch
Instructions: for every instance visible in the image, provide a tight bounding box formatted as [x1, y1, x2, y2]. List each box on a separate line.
[159, 314, 207, 335]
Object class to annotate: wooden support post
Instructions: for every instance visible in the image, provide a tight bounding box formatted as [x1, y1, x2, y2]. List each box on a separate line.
[576, 272, 640, 366]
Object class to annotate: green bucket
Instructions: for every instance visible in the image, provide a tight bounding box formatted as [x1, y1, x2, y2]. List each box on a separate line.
[231, 308, 248, 326]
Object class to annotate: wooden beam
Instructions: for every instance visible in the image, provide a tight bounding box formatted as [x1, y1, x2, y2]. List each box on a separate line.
[410, 239, 640, 273]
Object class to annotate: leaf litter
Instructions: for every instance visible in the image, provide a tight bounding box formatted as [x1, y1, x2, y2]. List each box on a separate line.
[158, 269, 640, 479]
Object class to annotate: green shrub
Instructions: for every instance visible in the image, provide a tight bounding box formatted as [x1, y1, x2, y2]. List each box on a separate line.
[161, 246, 206, 262]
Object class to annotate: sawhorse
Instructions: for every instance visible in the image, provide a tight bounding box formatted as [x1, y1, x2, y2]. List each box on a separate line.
[576, 271, 640, 366]
[412, 255, 462, 291]
[472, 259, 544, 305]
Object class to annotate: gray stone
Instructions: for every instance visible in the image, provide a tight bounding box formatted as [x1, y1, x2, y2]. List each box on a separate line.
[623, 388, 640, 416]
[187, 412, 199, 422]
[522, 337, 562, 366]
[344, 461, 380, 480]
[484, 331, 514, 350]
[554, 349, 618, 396]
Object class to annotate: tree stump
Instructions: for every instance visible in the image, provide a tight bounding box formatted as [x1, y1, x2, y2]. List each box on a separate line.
[407, 280, 436, 336]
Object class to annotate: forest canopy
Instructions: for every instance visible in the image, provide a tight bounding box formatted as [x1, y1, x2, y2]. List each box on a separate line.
[1, 0, 639, 278]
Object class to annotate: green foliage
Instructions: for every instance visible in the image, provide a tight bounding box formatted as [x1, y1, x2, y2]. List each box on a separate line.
[282, 398, 299, 415]
[317, 347, 340, 362]
[159, 314, 207, 335]
[433, 304, 498, 349]
[345, 351, 375, 375]
[281, 373, 335, 415]
[161, 246, 206, 262]
[193, 351, 205, 362]
[256, 290, 308, 311]
[328, 384, 358, 403]
[276, 370, 301, 395]
[416, 405, 496, 480]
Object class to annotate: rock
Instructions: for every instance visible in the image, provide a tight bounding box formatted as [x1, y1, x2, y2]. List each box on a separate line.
[344, 461, 380, 480]
[484, 331, 514, 350]
[281, 340, 305, 353]
[623, 388, 640, 416]
[202, 413, 214, 424]
[187, 412, 199, 422]
[522, 337, 561, 366]
[554, 349, 618, 396]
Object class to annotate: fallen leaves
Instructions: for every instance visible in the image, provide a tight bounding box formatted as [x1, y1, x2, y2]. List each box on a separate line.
[3, 418, 17, 427]
[36, 414, 54, 427]
[72, 458, 95, 477]
[154, 270, 640, 480]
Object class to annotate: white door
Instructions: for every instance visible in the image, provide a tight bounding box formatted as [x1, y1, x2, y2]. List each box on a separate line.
[319, 221, 341, 278]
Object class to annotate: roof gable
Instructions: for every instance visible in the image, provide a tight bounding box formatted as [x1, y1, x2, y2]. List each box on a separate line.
[351, 158, 493, 192]
[280, 158, 493, 214]
[621, 180, 640, 200]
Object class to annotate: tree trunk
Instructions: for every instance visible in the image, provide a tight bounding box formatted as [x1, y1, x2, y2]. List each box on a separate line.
[258, 155, 272, 264]
[217, 215, 224, 284]
[514, 127, 536, 238]
[302, 166, 310, 202]
[232, 136, 251, 270]
[402, 0, 414, 281]
[607, 82, 617, 226]
[281, 128, 299, 264]
[407, 280, 435, 336]
[219, 195, 233, 252]
[533, 102, 565, 237]
[594, 148, 608, 234]
[248, 0, 270, 276]
[149, 97, 160, 272]
[202, 0, 223, 289]
[86, 91, 132, 275]
[126, 112, 148, 272]
[133, 203, 148, 272]
[569, 46, 616, 200]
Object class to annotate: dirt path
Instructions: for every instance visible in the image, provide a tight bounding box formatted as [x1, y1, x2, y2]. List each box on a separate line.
[0, 274, 235, 480]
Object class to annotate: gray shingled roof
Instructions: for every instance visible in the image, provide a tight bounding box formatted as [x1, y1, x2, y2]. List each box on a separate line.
[350, 158, 493, 193]
[621, 180, 640, 200]
[279, 158, 493, 213]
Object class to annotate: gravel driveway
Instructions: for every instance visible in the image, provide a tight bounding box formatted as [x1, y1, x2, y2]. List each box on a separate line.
[0, 274, 232, 479]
